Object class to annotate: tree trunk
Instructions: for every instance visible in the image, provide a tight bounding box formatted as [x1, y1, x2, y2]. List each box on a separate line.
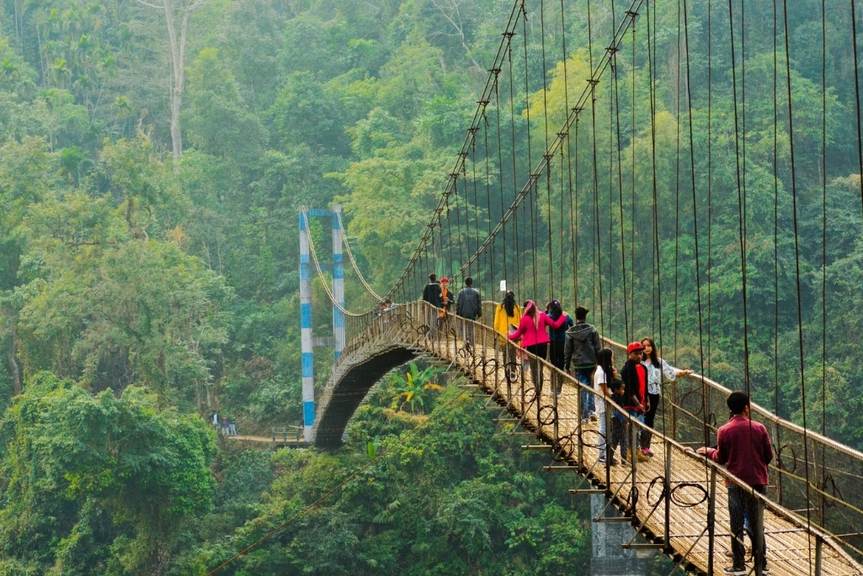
[136, 0, 205, 163]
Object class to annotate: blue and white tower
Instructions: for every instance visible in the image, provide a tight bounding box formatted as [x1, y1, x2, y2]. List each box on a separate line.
[331, 205, 346, 359]
[299, 210, 315, 442]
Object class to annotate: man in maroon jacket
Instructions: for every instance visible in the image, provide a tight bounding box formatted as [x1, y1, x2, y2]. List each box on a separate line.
[698, 391, 773, 576]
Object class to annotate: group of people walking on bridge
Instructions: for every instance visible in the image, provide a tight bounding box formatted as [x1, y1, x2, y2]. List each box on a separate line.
[421, 275, 772, 575]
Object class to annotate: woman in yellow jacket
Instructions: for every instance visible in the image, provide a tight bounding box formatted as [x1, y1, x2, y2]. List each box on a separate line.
[493, 290, 521, 366]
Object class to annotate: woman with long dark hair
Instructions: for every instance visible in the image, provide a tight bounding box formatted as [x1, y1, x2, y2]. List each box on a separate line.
[493, 291, 521, 366]
[640, 337, 692, 456]
[545, 299, 573, 373]
[594, 347, 619, 463]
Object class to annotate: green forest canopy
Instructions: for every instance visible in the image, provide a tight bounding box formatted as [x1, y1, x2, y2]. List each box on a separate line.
[0, 0, 861, 574]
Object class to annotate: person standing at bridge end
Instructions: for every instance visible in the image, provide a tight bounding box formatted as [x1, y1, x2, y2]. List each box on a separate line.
[456, 276, 482, 346]
[564, 306, 601, 422]
[697, 391, 773, 576]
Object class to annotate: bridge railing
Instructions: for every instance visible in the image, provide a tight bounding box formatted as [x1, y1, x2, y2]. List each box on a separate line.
[475, 300, 863, 560]
[347, 301, 863, 571]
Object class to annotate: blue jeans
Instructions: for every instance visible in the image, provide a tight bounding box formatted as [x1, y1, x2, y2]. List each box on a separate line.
[574, 369, 594, 418]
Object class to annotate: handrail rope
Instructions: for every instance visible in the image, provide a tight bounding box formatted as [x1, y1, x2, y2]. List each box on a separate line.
[371, 306, 863, 570]
[301, 212, 365, 318]
[335, 210, 385, 303]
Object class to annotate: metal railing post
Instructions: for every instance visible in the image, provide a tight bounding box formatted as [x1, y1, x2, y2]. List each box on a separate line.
[707, 466, 717, 575]
[577, 376, 584, 468]
[552, 369, 559, 442]
[814, 535, 823, 576]
[630, 418, 638, 519]
[664, 441, 672, 550]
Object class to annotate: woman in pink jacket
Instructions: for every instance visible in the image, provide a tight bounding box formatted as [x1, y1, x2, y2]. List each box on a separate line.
[508, 300, 568, 393]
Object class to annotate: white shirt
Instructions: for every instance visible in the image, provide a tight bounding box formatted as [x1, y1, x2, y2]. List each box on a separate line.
[642, 357, 679, 396]
[593, 366, 608, 415]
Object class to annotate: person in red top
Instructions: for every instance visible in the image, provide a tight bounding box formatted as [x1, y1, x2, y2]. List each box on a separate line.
[508, 299, 568, 397]
[697, 391, 773, 576]
[620, 342, 649, 463]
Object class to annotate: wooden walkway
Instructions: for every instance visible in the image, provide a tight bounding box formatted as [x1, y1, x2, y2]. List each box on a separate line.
[336, 303, 863, 576]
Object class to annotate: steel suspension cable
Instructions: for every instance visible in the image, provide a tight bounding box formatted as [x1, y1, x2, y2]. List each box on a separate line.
[630, 11, 637, 337]
[540, 0, 555, 297]
[301, 212, 363, 317]
[335, 211, 385, 303]
[673, 0, 681, 366]
[820, 0, 828, 524]
[610, 4, 631, 342]
[772, 0, 783, 504]
[483, 109, 494, 295]
[494, 67, 509, 285]
[520, 2, 539, 298]
[559, 0, 577, 307]
[682, 0, 710, 464]
[587, 0, 606, 336]
[781, 0, 814, 560]
[727, 0, 752, 400]
[854, 0, 863, 215]
[508, 37, 522, 297]
[706, 0, 713, 378]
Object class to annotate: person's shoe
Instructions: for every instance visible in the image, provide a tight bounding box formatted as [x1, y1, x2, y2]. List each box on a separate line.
[590, 414, 598, 422]
[723, 567, 746, 576]
[636, 451, 650, 463]
[760, 564, 771, 574]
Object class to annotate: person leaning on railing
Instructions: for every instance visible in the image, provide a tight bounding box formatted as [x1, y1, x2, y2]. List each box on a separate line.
[639, 337, 693, 458]
[697, 391, 773, 576]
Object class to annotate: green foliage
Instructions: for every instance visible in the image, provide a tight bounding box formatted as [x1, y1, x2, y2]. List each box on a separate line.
[0, 372, 216, 575]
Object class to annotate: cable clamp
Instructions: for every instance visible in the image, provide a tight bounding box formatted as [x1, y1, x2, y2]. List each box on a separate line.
[606, 45, 619, 55]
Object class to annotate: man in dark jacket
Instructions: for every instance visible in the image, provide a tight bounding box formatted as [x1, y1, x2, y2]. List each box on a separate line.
[422, 274, 442, 336]
[456, 277, 481, 345]
[564, 306, 601, 421]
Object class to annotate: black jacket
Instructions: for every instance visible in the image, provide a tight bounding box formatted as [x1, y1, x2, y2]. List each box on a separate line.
[563, 321, 601, 371]
[620, 359, 647, 411]
[422, 282, 442, 308]
[456, 287, 482, 319]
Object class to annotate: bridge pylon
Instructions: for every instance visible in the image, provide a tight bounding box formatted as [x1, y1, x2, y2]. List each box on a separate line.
[298, 207, 345, 442]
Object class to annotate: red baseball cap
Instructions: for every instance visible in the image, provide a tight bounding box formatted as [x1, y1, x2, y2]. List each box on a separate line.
[626, 341, 644, 354]
[440, 276, 449, 284]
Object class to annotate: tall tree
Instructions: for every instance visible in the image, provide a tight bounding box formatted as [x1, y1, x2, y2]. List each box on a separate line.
[133, 0, 208, 161]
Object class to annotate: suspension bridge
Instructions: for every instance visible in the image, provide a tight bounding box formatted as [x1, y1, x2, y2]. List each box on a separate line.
[291, 0, 863, 574]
